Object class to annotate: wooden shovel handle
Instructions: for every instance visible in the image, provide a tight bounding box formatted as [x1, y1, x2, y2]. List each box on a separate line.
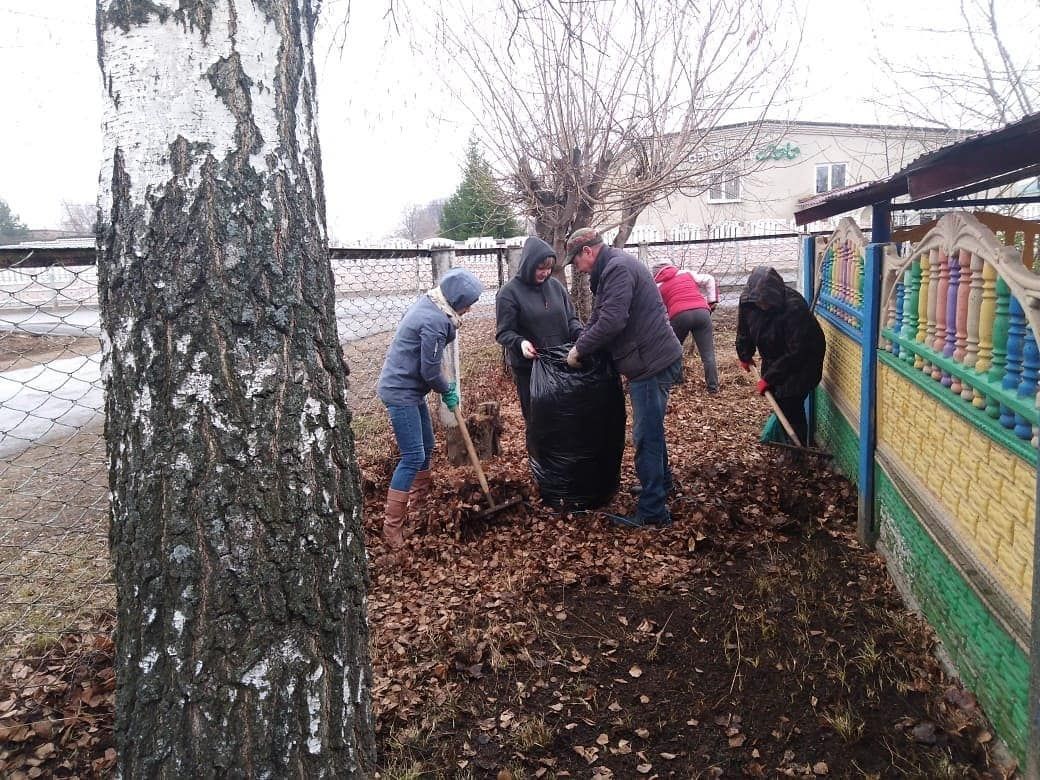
[750, 365, 804, 447]
[453, 406, 494, 502]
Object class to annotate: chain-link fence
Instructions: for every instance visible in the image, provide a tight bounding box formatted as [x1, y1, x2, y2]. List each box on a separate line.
[0, 241, 513, 670]
[0, 233, 805, 671]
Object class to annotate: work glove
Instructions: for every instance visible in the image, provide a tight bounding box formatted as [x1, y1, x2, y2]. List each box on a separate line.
[520, 340, 538, 359]
[739, 358, 755, 372]
[441, 383, 460, 411]
[566, 345, 582, 368]
[756, 378, 769, 396]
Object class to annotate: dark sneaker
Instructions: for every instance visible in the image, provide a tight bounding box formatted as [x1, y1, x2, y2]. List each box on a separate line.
[604, 513, 645, 529]
[644, 516, 674, 528]
[629, 482, 682, 497]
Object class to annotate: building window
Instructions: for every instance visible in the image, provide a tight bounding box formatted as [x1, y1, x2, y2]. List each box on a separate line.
[815, 163, 847, 194]
[708, 169, 741, 202]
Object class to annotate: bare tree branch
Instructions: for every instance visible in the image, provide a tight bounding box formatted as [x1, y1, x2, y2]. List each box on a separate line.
[425, 0, 800, 265]
[870, 0, 1038, 129]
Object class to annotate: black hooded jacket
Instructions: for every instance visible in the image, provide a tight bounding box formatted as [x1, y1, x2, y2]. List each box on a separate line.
[735, 266, 826, 399]
[496, 236, 583, 371]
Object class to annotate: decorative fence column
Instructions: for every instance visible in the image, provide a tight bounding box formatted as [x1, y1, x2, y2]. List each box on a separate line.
[505, 238, 523, 279]
[501, 238, 524, 370]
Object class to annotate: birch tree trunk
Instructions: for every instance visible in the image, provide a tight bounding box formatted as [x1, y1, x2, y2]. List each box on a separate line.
[96, 2, 374, 776]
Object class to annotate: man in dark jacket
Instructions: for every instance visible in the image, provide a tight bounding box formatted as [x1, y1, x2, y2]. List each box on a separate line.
[736, 266, 826, 446]
[564, 227, 683, 528]
[496, 236, 583, 420]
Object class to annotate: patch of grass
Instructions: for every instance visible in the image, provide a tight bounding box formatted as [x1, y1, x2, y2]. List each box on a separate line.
[821, 703, 865, 743]
[802, 546, 828, 582]
[853, 637, 883, 677]
[1, 534, 113, 656]
[377, 758, 428, 780]
[751, 573, 773, 600]
[511, 716, 551, 751]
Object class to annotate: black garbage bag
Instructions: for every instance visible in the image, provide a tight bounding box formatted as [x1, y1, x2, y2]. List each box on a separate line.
[527, 344, 626, 509]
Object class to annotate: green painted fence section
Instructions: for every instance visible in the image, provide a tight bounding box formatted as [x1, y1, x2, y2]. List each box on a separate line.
[814, 348, 1030, 763]
[875, 468, 1030, 760]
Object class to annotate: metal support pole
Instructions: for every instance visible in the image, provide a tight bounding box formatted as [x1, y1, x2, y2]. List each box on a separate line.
[871, 201, 891, 245]
[801, 235, 817, 445]
[857, 241, 884, 549]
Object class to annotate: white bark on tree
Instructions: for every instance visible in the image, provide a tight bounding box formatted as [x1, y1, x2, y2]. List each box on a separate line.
[96, 1, 374, 776]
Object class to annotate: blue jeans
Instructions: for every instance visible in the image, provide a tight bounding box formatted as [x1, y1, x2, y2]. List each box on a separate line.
[629, 359, 682, 522]
[386, 402, 435, 491]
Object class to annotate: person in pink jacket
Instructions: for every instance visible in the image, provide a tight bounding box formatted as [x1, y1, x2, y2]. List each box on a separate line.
[652, 263, 720, 393]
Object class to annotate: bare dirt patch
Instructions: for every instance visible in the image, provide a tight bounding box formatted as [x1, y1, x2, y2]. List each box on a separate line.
[0, 333, 100, 372]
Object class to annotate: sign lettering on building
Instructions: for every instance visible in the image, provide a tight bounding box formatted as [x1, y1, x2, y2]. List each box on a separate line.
[689, 140, 801, 165]
[755, 142, 800, 161]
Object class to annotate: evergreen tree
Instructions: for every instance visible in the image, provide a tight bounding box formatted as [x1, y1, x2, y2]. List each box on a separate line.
[0, 198, 28, 244]
[439, 138, 519, 241]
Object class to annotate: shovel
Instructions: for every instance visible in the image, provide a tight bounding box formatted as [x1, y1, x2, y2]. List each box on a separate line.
[453, 406, 523, 518]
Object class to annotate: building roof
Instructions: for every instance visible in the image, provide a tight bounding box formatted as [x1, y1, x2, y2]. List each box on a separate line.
[0, 237, 94, 251]
[709, 118, 971, 135]
[0, 237, 95, 268]
[793, 111, 1040, 225]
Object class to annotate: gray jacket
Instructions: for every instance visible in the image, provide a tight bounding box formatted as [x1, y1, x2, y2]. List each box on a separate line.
[575, 246, 682, 381]
[377, 269, 483, 406]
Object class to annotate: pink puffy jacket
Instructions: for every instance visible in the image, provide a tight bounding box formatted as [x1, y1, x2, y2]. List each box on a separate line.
[654, 265, 717, 320]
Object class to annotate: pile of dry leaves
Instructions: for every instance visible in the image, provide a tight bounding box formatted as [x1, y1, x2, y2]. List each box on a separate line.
[0, 616, 115, 778]
[0, 312, 1019, 778]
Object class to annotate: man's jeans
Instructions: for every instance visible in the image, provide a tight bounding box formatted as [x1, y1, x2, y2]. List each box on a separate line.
[629, 358, 682, 522]
[386, 402, 435, 491]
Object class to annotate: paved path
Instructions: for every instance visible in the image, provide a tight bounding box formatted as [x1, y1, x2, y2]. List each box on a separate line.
[0, 292, 498, 457]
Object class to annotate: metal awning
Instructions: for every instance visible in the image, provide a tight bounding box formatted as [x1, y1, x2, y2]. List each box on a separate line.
[794, 112, 1040, 225]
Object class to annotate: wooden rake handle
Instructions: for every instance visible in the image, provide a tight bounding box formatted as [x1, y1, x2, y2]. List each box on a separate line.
[750, 365, 804, 448]
[453, 405, 494, 503]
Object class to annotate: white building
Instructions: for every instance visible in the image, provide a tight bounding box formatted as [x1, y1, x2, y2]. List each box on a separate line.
[641, 120, 969, 237]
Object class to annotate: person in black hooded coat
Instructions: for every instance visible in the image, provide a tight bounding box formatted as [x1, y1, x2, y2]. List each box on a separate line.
[735, 266, 826, 445]
[496, 236, 583, 420]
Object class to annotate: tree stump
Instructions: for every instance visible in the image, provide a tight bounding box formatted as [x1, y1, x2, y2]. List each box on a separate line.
[446, 401, 502, 465]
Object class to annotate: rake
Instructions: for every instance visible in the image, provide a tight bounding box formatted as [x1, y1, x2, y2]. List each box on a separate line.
[453, 406, 523, 518]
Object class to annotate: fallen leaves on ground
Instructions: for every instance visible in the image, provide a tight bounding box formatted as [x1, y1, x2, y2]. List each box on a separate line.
[0, 312, 1018, 778]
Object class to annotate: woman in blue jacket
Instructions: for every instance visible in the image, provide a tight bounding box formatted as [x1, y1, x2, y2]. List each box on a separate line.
[376, 268, 484, 549]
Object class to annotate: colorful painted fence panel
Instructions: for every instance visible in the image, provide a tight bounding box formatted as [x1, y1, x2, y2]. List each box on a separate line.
[811, 211, 1038, 764]
[881, 213, 1040, 454]
[816, 219, 866, 338]
[813, 220, 866, 483]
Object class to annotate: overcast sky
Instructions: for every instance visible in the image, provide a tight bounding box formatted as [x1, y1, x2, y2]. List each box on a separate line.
[0, 0, 1033, 241]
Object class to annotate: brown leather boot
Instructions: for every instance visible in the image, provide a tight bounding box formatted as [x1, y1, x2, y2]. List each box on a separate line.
[382, 488, 409, 550]
[409, 469, 432, 502]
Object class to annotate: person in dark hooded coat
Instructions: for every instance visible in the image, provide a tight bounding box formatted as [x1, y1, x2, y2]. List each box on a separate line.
[735, 266, 826, 445]
[495, 236, 583, 420]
